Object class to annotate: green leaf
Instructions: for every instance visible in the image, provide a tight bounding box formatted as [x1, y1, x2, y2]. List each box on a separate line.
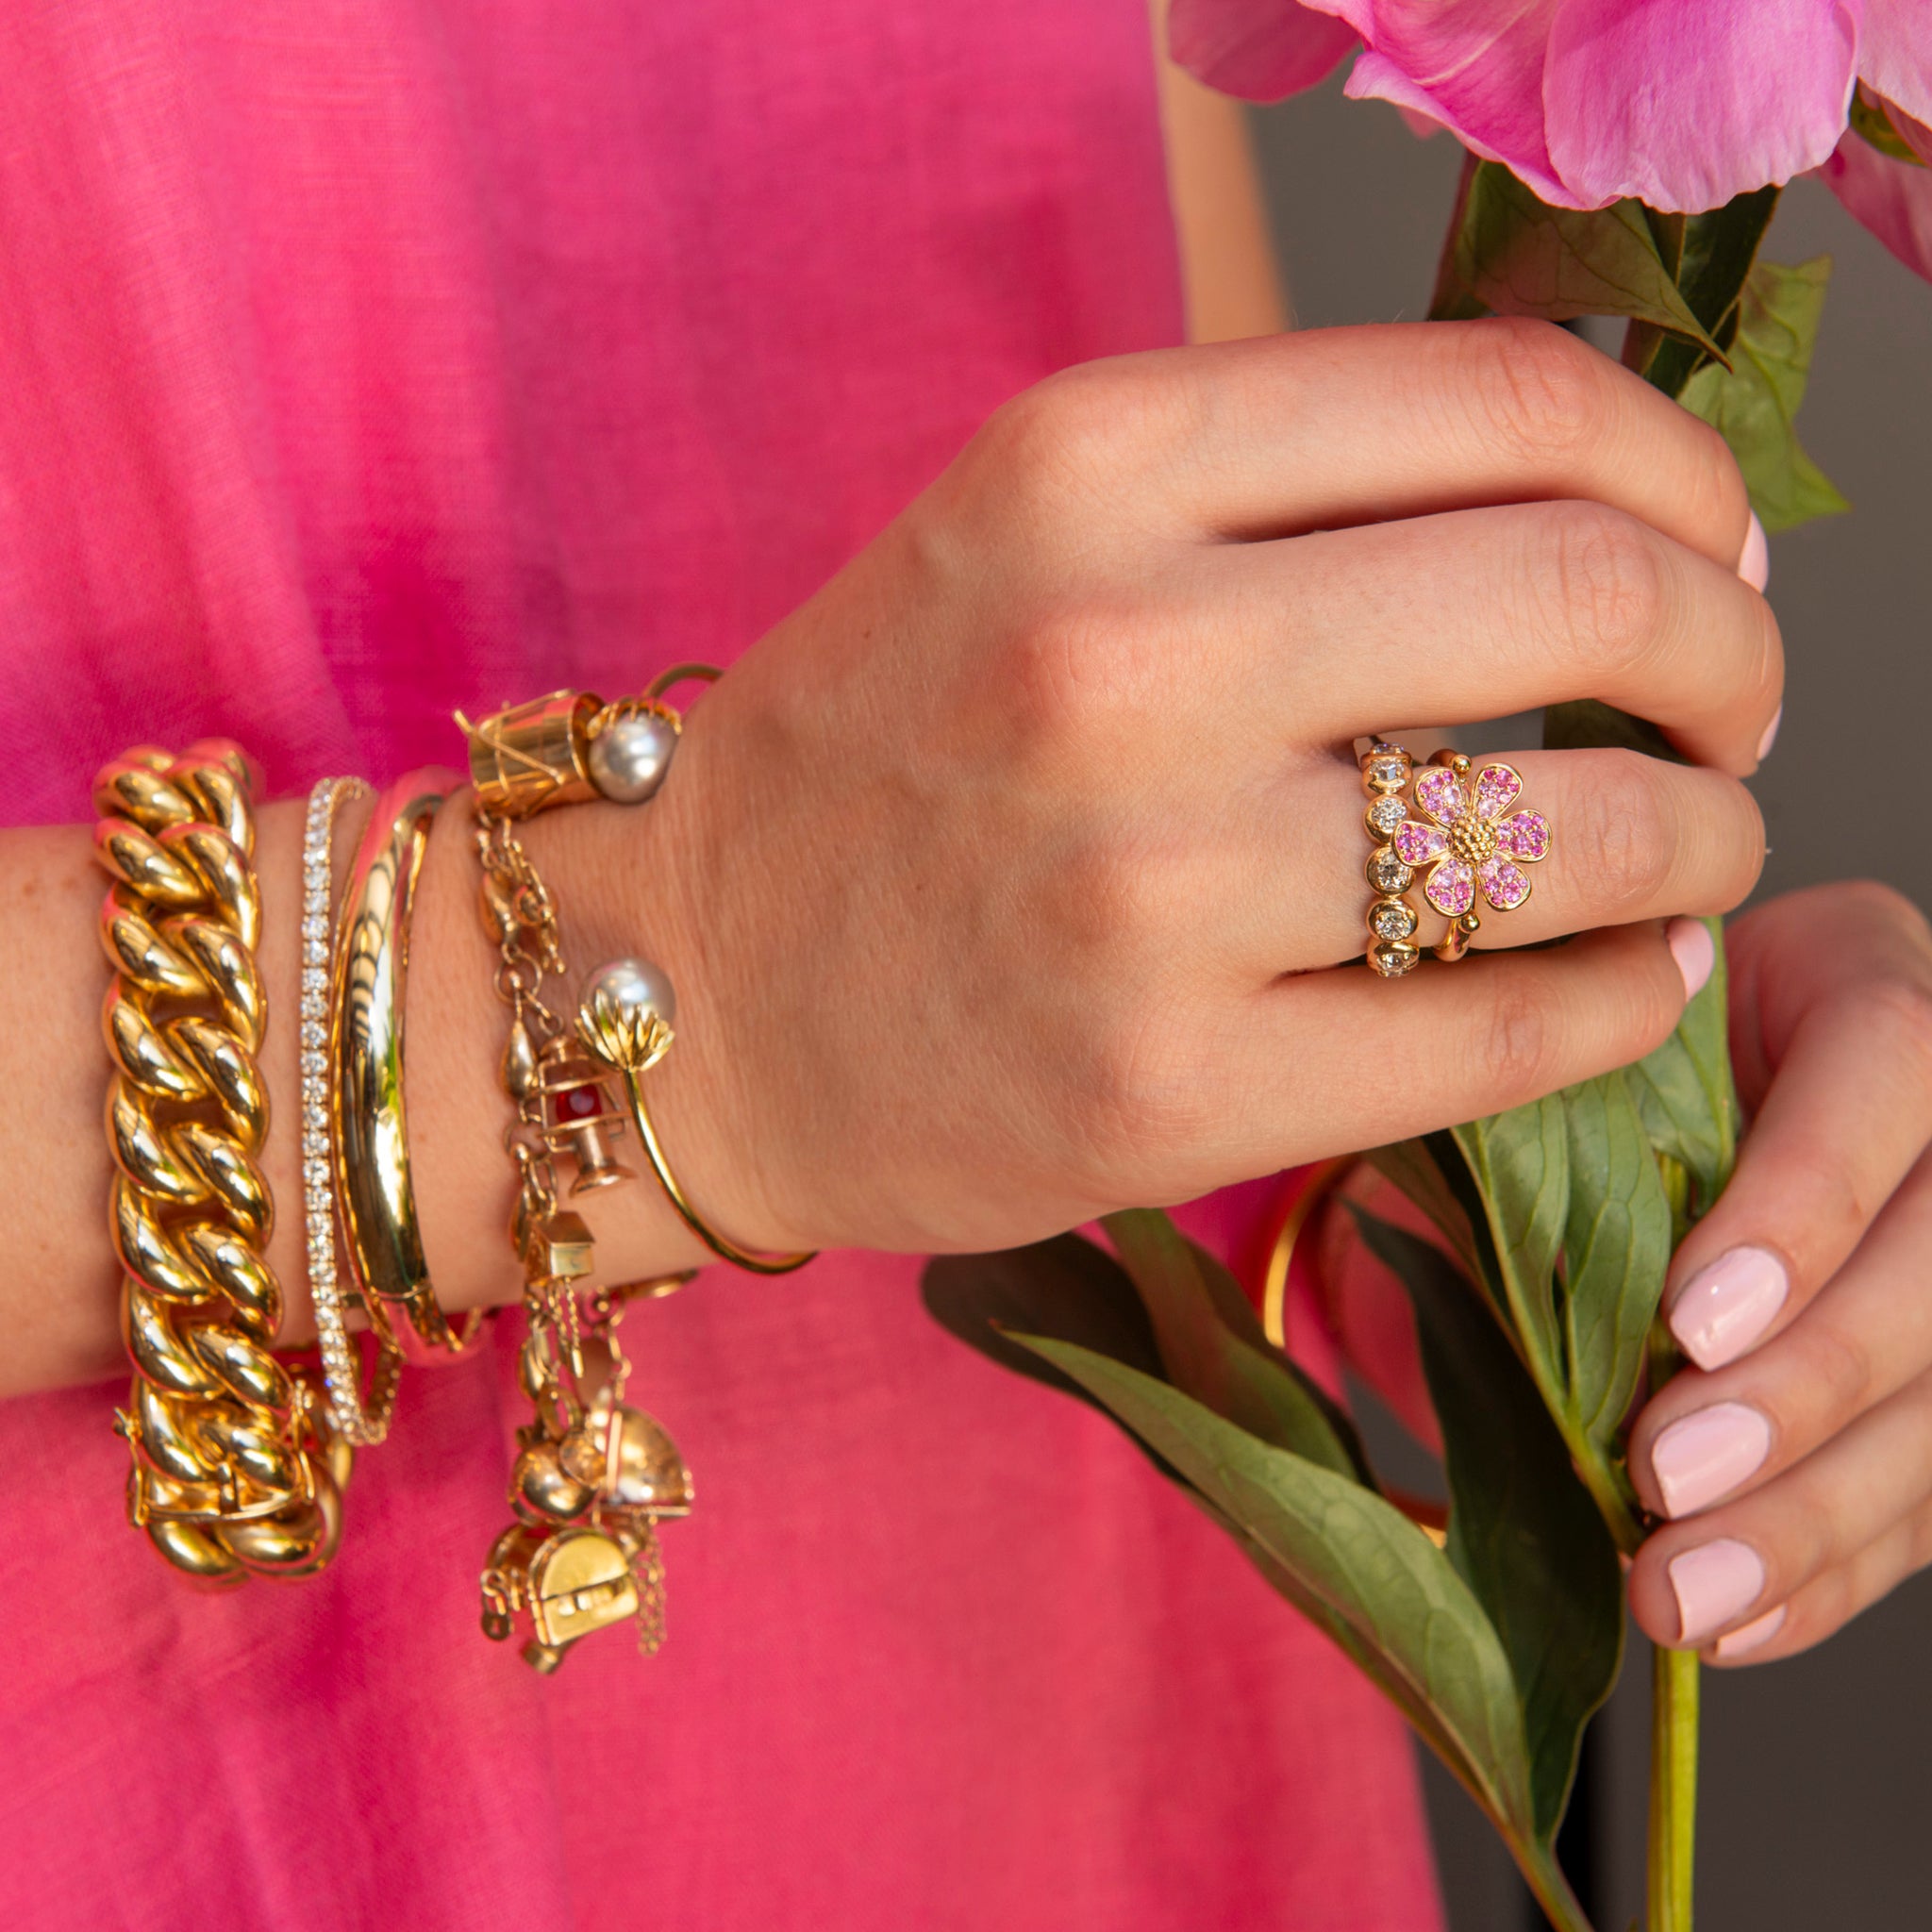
[1450, 1097, 1572, 1404]
[1541, 699, 1682, 764]
[921, 1236, 1179, 1485]
[1429, 160, 1723, 359]
[1364, 1136, 1491, 1295]
[1851, 90, 1927, 165]
[1678, 258, 1850, 535]
[1636, 186, 1781, 398]
[1101, 1208, 1370, 1483]
[1008, 1334, 1539, 1841]
[1351, 1209, 1624, 1841]
[1624, 917, 1739, 1213]
[1559, 1074, 1674, 1456]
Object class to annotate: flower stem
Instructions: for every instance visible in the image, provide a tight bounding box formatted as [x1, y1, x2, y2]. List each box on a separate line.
[1648, 1643, 1700, 1931]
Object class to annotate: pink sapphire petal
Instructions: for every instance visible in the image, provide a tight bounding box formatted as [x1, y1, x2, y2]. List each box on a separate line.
[1425, 859, 1476, 919]
[1392, 820, 1449, 866]
[1414, 767, 1467, 825]
[1473, 764, 1523, 821]
[1495, 809, 1550, 862]
[1479, 856, 1532, 911]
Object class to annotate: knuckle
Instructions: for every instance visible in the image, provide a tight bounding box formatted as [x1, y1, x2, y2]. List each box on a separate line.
[1795, 1319, 1878, 1430]
[1465, 319, 1610, 469]
[1472, 979, 1560, 1108]
[1538, 500, 1667, 678]
[1003, 594, 1170, 746]
[1570, 750, 1674, 913]
[980, 357, 1179, 514]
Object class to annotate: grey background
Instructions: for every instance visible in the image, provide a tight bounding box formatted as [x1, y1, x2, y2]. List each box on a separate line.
[1249, 78, 1932, 1932]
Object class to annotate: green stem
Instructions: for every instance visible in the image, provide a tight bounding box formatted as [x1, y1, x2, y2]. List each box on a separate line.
[1644, 1228, 1698, 1931]
[1518, 1842, 1595, 1932]
[1649, 1644, 1700, 1931]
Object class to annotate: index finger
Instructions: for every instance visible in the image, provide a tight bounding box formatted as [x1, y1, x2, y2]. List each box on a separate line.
[1110, 318, 1753, 572]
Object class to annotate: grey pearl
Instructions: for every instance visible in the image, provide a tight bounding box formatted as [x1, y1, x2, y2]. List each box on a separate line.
[588, 709, 679, 804]
[584, 957, 676, 1032]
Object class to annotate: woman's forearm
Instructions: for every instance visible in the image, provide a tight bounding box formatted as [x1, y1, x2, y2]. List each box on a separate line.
[1, 783, 709, 1399]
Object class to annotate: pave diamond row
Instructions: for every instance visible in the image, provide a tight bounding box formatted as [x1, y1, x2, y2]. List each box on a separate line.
[302, 775, 400, 1445]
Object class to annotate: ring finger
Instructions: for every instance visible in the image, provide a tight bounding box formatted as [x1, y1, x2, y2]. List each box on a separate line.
[1238, 743, 1765, 974]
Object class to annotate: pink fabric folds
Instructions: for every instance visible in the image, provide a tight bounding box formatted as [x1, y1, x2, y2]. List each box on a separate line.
[0, 4, 1440, 1927]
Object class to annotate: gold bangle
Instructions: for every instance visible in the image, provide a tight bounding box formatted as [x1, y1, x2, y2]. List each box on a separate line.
[575, 968, 815, 1276]
[94, 739, 344, 1581]
[332, 768, 484, 1367]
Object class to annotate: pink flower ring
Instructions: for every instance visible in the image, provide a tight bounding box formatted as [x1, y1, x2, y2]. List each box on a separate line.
[1391, 758, 1552, 924]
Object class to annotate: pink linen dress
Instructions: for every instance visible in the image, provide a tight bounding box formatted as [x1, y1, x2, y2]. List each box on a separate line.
[0, 3, 1442, 1926]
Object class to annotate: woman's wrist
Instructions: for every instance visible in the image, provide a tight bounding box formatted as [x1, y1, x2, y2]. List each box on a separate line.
[400, 775, 718, 1322]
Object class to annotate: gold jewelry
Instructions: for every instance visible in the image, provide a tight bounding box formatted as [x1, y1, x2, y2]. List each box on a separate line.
[576, 963, 815, 1275]
[472, 810, 694, 1670]
[303, 777, 403, 1443]
[457, 665, 716, 821]
[332, 769, 484, 1366]
[458, 679, 724, 1669]
[1395, 749, 1552, 962]
[95, 740, 344, 1580]
[1360, 741, 1423, 978]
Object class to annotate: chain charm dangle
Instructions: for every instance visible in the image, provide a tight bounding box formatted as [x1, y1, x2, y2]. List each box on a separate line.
[470, 796, 697, 1670]
[95, 741, 344, 1581]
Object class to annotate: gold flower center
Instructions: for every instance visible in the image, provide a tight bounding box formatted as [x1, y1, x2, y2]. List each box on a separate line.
[1450, 816, 1496, 865]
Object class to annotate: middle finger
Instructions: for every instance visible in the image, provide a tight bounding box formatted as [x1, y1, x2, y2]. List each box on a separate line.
[1203, 498, 1783, 774]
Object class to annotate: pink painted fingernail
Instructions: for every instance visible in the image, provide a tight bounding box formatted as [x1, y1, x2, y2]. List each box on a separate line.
[1757, 704, 1783, 761]
[1738, 510, 1769, 591]
[1666, 917, 1714, 1000]
[1669, 1538, 1765, 1645]
[1669, 1246, 1789, 1370]
[1652, 1402, 1773, 1518]
[1713, 1603, 1787, 1660]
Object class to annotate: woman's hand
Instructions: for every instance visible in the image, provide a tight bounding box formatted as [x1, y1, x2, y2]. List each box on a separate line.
[552, 319, 1777, 1259]
[1627, 882, 1932, 1661]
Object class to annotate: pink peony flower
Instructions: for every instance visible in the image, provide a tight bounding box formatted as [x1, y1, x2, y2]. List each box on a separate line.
[1821, 119, 1932, 282]
[1391, 762, 1550, 920]
[1172, 0, 1932, 225]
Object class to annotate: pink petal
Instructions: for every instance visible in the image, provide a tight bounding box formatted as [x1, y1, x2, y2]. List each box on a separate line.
[1425, 859, 1476, 920]
[1472, 764, 1523, 821]
[1337, 5, 1573, 208]
[1479, 856, 1533, 911]
[1393, 820, 1449, 866]
[1862, 3, 1932, 133]
[1413, 766, 1468, 825]
[1543, 0, 1858, 213]
[1168, 0, 1359, 102]
[1495, 810, 1551, 863]
[1820, 129, 1932, 284]
[1889, 99, 1932, 166]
